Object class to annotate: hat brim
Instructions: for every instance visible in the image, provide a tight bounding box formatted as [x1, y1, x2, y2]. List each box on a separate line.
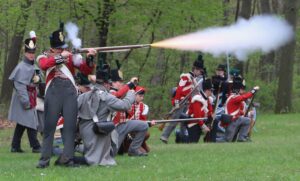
[57, 43, 68, 49]
[25, 49, 36, 53]
[52, 43, 68, 49]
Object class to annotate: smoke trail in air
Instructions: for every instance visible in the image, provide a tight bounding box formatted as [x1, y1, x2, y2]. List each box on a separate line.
[152, 15, 294, 60]
[65, 22, 82, 49]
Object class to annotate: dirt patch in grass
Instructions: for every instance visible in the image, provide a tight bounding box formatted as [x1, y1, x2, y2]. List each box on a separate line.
[0, 117, 15, 129]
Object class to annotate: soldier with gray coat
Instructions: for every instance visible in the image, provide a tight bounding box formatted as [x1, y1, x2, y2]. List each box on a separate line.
[8, 31, 41, 153]
[76, 69, 136, 166]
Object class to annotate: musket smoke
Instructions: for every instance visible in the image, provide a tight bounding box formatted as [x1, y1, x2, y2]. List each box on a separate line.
[65, 22, 82, 49]
[151, 15, 294, 60]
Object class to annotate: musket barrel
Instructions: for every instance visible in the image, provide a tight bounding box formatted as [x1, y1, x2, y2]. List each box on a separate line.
[148, 117, 207, 124]
[73, 44, 151, 53]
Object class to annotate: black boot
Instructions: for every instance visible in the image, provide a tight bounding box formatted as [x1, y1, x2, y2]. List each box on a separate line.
[11, 147, 24, 153]
[36, 157, 50, 169]
[54, 155, 79, 167]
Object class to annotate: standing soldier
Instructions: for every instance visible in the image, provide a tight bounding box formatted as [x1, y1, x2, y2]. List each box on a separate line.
[223, 77, 259, 142]
[36, 26, 95, 168]
[8, 31, 41, 153]
[160, 55, 205, 144]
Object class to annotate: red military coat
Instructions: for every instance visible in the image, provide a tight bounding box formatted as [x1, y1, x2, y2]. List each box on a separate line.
[127, 102, 148, 121]
[172, 72, 196, 106]
[37, 52, 93, 88]
[187, 94, 213, 127]
[224, 92, 253, 122]
[110, 84, 131, 125]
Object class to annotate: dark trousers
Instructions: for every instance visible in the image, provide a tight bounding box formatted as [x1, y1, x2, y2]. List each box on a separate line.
[161, 105, 188, 140]
[187, 124, 202, 143]
[204, 119, 220, 142]
[11, 123, 40, 149]
[39, 78, 78, 163]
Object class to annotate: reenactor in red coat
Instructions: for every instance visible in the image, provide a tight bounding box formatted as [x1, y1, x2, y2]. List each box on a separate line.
[223, 77, 259, 142]
[127, 86, 150, 152]
[160, 55, 205, 144]
[187, 79, 213, 143]
[36, 26, 95, 168]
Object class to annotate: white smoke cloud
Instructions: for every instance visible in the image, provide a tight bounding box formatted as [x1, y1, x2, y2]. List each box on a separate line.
[65, 22, 82, 49]
[153, 15, 294, 60]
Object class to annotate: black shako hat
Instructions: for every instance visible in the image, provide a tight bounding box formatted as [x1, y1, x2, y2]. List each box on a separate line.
[110, 60, 123, 82]
[24, 31, 37, 53]
[96, 65, 111, 83]
[216, 64, 226, 72]
[50, 23, 67, 49]
[110, 69, 123, 82]
[193, 54, 204, 69]
[232, 76, 246, 90]
[202, 78, 213, 91]
[76, 73, 91, 86]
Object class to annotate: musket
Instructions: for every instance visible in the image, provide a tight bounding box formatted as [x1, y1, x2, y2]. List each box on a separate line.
[148, 117, 207, 125]
[226, 53, 231, 82]
[204, 81, 222, 142]
[244, 90, 258, 117]
[231, 90, 259, 142]
[158, 77, 203, 131]
[165, 77, 203, 118]
[72, 44, 151, 54]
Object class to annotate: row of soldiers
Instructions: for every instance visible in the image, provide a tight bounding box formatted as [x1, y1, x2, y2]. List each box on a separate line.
[159, 55, 259, 144]
[7, 25, 259, 169]
[8, 26, 154, 168]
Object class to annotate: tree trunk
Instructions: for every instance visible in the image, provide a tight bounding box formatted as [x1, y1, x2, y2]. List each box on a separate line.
[97, 0, 115, 65]
[275, 0, 299, 113]
[235, 0, 252, 75]
[258, 0, 276, 82]
[223, 0, 230, 25]
[0, 0, 32, 102]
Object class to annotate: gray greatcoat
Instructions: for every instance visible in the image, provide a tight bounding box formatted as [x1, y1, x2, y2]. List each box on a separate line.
[77, 84, 135, 166]
[8, 57, 38, 130]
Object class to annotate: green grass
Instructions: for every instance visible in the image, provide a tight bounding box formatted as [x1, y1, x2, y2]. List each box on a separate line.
[0, 114, 300, 181]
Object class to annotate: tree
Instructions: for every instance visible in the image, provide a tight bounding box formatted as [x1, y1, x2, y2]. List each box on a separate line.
[258, 0, 276, 82]
[234, 0, 252, 76]
[275, 0, 299, 113]
[0, 0, 32, 102]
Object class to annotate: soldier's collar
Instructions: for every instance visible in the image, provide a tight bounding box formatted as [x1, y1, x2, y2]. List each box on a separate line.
[23, 57, 34, 65]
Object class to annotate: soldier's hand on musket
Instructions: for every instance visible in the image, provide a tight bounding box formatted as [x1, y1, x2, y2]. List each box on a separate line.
[61, 50, 72, 59]
[201, 124, 210, 133]
[86, 49, 96, 67]
[88, 75, 96, 83]
[32, 75, 40, 84]
[251, 86, 260, 94]
[87, 48, 97, 56]
[148, 120, 156, 127]
[57, 50, 71, 64]
[174, 99, 180, 109]
[130, 77, 139, 86]
[151, 120, 156, 126]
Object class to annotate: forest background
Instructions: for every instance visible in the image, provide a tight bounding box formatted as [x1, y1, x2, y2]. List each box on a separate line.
[0, 0, 299, 119]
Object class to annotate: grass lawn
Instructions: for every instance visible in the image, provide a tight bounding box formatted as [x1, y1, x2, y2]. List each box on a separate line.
[0, 114, 299, 181]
